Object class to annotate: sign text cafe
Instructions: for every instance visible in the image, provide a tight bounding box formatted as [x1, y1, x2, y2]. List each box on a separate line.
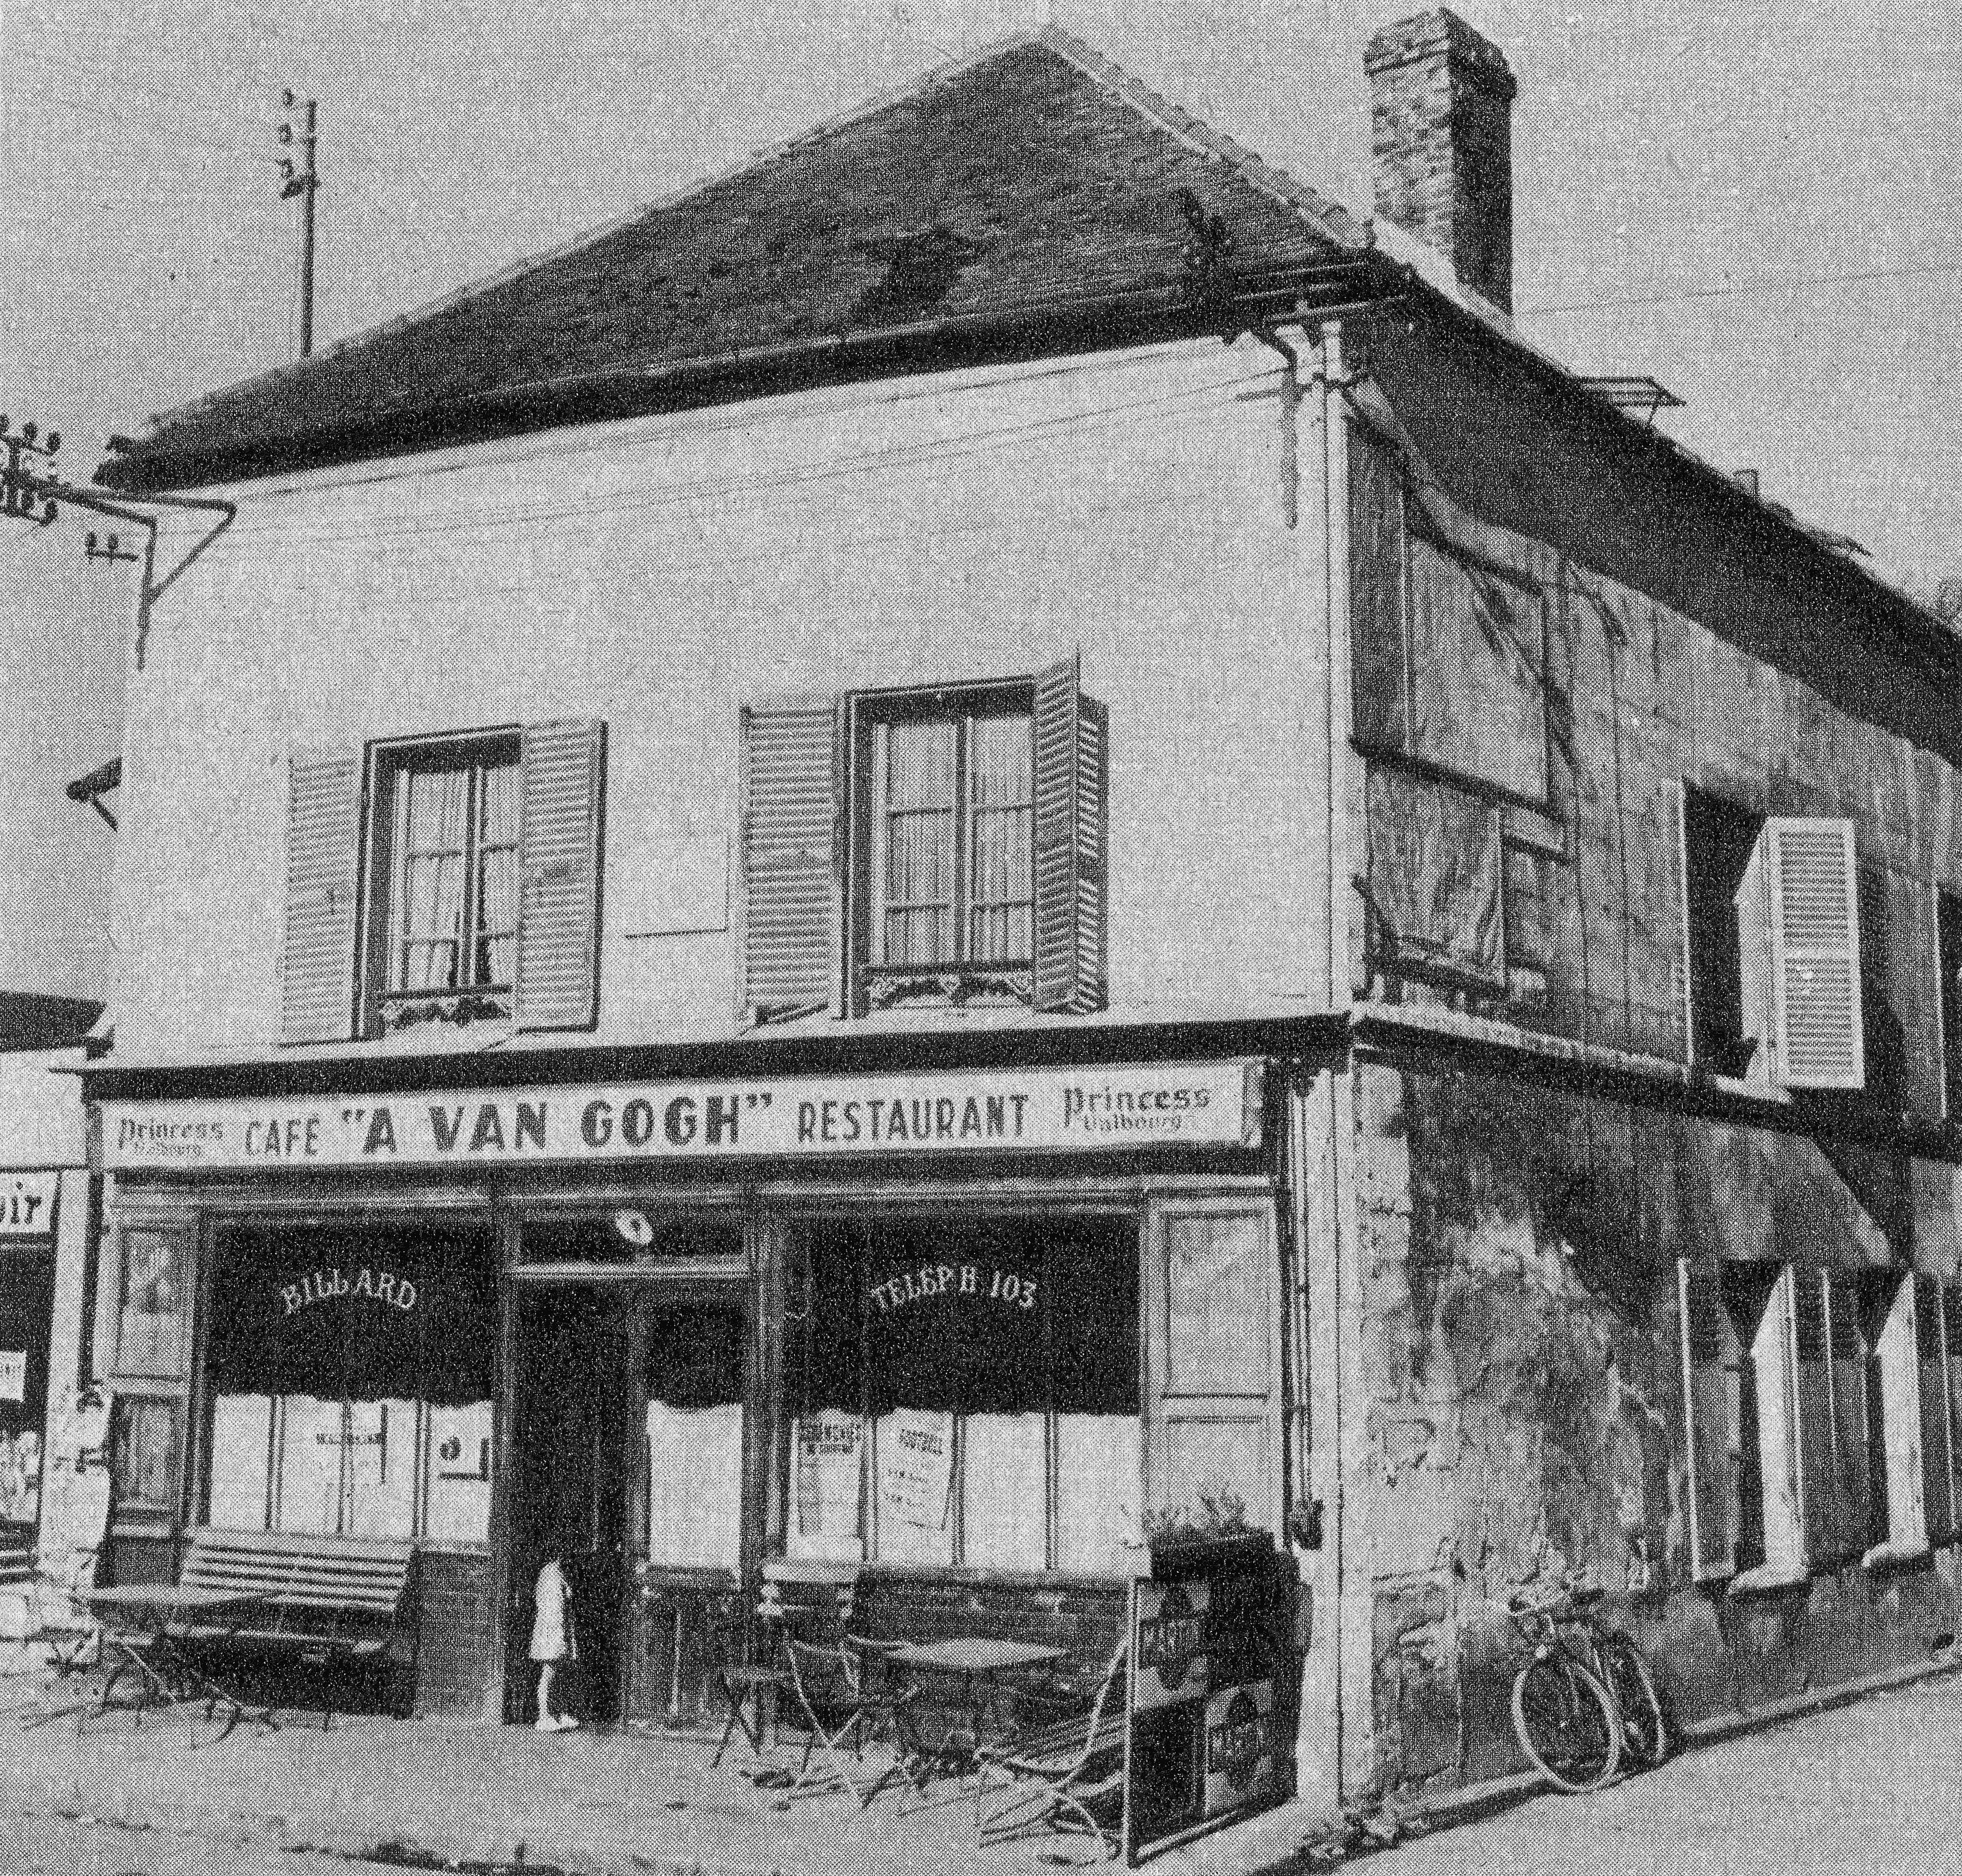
[101, 1061, 1263, 1175]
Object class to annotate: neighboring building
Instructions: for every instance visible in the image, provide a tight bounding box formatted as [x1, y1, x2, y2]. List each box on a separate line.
[81, 8, 1962, 1816]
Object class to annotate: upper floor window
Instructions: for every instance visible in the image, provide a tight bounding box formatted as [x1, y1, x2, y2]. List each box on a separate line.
[372, 736, 519, 1029]
[737, 660, 1106, 1023]
[1681, 789, 1864, 1090]
[862, 693, 1034, 1005]
[278, 720, 604, 1047]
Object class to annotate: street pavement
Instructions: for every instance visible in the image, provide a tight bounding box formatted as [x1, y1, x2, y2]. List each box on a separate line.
[1353, 1671, 1962, 1876]
[3, 1666, 1961, 1874]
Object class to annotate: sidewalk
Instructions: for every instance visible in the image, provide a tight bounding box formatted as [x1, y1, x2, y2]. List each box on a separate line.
[0, 1662, 1293, 1876]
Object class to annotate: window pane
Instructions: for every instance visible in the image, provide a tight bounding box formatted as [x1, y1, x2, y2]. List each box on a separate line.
[117, 1229, 189, 1376]
[110, 1396, 180, 1515]
[643, 1306, 744, 1569]
[1165, 1213, 1270, 1395]
[204, 1229, 496, 1542]
[969, 711, 1034, 962]
[392, 762, 472, 993]
[1054, 1220, 1141, 1571]
[881, 721, 956, 965]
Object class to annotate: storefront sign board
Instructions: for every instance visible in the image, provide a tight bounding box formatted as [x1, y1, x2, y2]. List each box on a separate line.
[0, 1171, 58, 1236]
[102, 1060, 1262, 1174]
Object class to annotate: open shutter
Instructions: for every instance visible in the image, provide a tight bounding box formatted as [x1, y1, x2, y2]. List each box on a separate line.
[513, 718, 604, 1032]
[1827, 1271, 1874, 1554]
[738, 697, 841, 1022]
[1752, 1269, 1804, 1576]
[1678, 1257, 1739, 1581]
[1763, 818, 1864, 1089]
[279, 748, 362, 1046]
[1947, 1283, 1962, 1538]
[1144, 1196, 1282, 1537]
[1791, 1267, 1842, 1565]
[1915, 1275, 1955, 1545]
[1031, 657, 1107, 1014]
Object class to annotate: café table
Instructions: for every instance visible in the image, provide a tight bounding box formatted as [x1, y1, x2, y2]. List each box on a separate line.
[880, 1637, 1069, 1780]
[79, 1584, 277, 1740]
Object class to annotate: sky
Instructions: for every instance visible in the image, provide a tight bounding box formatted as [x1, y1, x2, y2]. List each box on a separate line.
[2, 0, 1961, 993]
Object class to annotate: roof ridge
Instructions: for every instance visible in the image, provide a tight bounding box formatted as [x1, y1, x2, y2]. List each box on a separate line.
[1029, 21, 1370, 252]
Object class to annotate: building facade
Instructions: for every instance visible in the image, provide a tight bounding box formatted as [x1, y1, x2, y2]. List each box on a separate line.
[82, 10, 1962, 1815]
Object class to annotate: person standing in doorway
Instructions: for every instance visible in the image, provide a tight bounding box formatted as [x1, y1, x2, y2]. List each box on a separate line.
[531, 1547, 580, 1731]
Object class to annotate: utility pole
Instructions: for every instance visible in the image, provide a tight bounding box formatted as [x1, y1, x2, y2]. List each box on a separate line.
[278, 91, 320, 358]
[0, 416, 60, 528]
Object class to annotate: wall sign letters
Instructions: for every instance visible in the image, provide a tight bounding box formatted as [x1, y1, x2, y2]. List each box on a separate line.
[102, 1061, 1262, 1174]
[0, 1171, 58, 1237]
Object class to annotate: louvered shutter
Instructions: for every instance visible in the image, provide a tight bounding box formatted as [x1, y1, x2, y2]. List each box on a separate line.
[1915, 1275, 1956, 1545]
[1946, 1284, 1962, 1536]
[279, 749, 363, 1046]
[1679, 1257, 1740, 1581]
[1791, 1267, 1842, 1564]
[738, 697, 841, 1022]
[1827, 1271, 1874, 1553]
[1031, 658, 1107, 1014]
[513, 718, 604, 1032]
[1763, 818, 1865, 1089]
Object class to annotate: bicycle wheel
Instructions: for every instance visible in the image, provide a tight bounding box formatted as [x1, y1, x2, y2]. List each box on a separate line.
[1597, 1631, 1668, 1768]
[1511, 1652, 1621, 1793]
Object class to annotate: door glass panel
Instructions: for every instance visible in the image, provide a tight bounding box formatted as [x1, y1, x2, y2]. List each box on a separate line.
[1165, 1212, 1270, 1395]
[642, 1305, 745, 1569]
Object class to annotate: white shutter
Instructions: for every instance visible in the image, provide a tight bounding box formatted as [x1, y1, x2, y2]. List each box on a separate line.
[279, 749, 363, 1046]
[1763, 818, 1864, 1089]
[513, 718, 605, 1032]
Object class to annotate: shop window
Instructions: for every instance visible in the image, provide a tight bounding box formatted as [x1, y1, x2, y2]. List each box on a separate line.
[369, 735, 519, 1030]
[279, 719, 604, 1046]
[738, 661, 1106, 1023]
[786, 1215, 1139, 1573]
[201, 1227, 498, 1545]
[1682, 794, 1864, 1089]
[0, 1248, 54, 1532]
[1347, 425, 1550, 803]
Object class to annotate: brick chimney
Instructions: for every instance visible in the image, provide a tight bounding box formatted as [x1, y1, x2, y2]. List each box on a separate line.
[1364, 10, 1517, 313]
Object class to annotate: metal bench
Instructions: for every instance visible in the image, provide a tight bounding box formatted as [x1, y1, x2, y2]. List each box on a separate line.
[174, 1528, 418, 1726]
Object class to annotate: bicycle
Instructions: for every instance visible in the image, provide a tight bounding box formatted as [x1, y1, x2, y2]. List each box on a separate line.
[1507, 1575, 1668, 1793]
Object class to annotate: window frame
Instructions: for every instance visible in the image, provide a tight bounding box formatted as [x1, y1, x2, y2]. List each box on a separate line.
[1938, 887, 1962, 1122]
[846, 679, 1039, 1012]
[358, 726, 522, 1036]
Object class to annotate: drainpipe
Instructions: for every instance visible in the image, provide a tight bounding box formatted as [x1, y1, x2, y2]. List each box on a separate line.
[1248, 326, 1302, 529]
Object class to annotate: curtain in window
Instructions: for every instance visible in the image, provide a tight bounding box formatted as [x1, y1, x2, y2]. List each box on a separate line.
[476, 760, 519, 986]
[396, 765, 471, 990]
[969, 713, 1033, 962]
[881, 720, 957, 965]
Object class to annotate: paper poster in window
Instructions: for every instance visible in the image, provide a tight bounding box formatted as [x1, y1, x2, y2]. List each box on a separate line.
[0, 1351, 25, 1404]
[425, 1401, 493, 1545]
[0, 1430, 40, 1524]
[876, 1406, 953, 1532]
[793, 1410, 864, 1560]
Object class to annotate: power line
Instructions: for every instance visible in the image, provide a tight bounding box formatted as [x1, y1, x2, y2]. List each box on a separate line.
[1522, 255, 1962, 318]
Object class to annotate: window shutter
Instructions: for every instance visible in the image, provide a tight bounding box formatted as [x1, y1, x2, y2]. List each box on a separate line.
[1678, 1257, 1739, 1581]
[1915, 1275, 1955, 1545]
[1763, 818, 1865, 1089]
[513, 718, 605, 1032]
[1031, 657, 1107, 1015]
[279, 748, 363, 1046]
[1947, 1284, 1962, 1538]
[1751, 1269, 1804, 1577]
[1144, 1196, 1282, 1537]
[1826, 1271, 1874, 1553]
[1790, 1267, 1843, 1564]
[1347, 423, 1408, 751]
[738, 697, 841, 1022]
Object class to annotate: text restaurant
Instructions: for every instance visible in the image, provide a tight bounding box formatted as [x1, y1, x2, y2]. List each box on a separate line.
[93, 1051, 1291, 1766]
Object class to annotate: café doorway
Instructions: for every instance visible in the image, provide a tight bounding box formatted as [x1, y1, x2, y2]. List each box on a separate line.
[505, 1232, 750, 1732]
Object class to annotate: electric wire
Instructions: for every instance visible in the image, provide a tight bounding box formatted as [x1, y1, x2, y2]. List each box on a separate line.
[1521, 255, 1962, 319]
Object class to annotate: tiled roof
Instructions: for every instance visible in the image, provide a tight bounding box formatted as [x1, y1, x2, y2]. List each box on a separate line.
[99, 27, 1370, 492]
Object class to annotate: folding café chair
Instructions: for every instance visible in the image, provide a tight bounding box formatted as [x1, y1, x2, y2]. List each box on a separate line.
[973, 1638, 1130, 1861]
[772, 1630, 917, 1807]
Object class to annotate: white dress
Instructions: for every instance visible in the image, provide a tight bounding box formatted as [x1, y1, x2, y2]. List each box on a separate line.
[529, 1559, 577, 1663]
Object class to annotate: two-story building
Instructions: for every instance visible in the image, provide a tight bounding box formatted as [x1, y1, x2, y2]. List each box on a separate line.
[81, 9, 1962, 1814]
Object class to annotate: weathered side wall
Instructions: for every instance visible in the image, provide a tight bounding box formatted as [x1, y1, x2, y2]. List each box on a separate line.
[1351, 1057, 1962, 1798]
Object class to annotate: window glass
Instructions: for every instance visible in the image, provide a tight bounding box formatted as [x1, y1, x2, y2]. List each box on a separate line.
[1683, 790, 1764, 1075]
[1165, 1213, 1270, 1396]
[0, 1250, 53, 1531]
[117, 1228, 189, 1377]
[378, 737, 519, 1022]
[787, 1215, 1139, 1573]
[202, 1228, 497, 1543]
[110, 1395, 180, 1515]
[643, 1304, 744, 1569]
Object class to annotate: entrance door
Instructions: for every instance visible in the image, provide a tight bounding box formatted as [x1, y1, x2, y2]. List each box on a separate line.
[507, 1284, 750, 1731]
[507, 1286, 635, 1725]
